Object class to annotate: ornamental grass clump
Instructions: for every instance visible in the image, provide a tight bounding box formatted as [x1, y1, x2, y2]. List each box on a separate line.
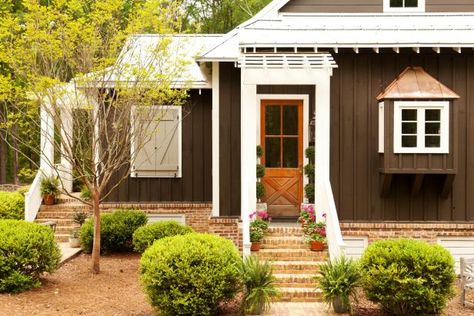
[140, 233, 241, 316]
[0, 220, 60, 293]
[360, 238, 456, 315]
[132, 221, 193, 253]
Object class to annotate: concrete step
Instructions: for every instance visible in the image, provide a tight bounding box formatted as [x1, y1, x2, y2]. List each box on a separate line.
[274, 273, 316, 288]
[278, 287, 323, 302]
[255, 249, 328, 262]
[268, 261, 323, 274]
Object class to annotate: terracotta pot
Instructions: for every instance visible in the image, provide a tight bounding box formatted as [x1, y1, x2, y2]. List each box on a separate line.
[43, 194, 55, 205]
[310, 240, 324, 251]
[251, 242, 261, 251]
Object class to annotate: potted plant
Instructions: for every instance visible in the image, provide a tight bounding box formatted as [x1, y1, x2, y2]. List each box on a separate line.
[303, 146, 315, 205]
[298, 204, 316, 226]
[40, 176, 60, 205]
[304, 217, 327, 251]
[69, 211, 88, 248]
[315, 256, 360, 314]
[239, 255, 280, 315]
[250, 226, 264, 251]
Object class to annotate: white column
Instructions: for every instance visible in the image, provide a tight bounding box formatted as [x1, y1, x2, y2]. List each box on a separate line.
[212, 62, 220, 217]
[314, 69, 332, 218]
[241, 83, 257, 257]
[60, 109, 73, 192]
[40, 103, 55, 177]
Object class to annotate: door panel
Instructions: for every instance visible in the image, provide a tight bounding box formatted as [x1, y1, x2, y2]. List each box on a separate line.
[261, 100, 303, 218]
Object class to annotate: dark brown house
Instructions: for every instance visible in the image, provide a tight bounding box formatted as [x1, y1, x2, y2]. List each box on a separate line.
[31, 0, 474, 265]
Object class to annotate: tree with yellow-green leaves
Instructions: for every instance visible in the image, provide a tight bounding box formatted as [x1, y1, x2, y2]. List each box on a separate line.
[0, 0, 190, 274]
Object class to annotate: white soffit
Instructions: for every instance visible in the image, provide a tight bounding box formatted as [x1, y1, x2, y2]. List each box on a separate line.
[238, 53, 337, 69]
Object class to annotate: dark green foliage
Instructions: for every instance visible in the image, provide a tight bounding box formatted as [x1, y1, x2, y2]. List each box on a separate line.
[80, 210, 148, 254]
[256, 182, 265, 200]
[0, 220, 60, 293]
[256, 164, 265, 178]
[304, 163, 314, 179]
[72, 211, 88, 226]
[315, 256, 360, 311]
[304, 183, 314, 203]
[256, 145, 263, 158]
[239, 255, 279, 314]
[40, 176, 59, 197]
[360, 239, 456, 315]
[132, 221, 193, 253]
[0, 191, 25, 219]
[140, 233, 241, 316]
[305, 146, 315, 162]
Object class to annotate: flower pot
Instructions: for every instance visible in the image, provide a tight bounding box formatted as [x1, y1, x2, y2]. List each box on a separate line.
[332, 296, 349, 314]
[43, 194, 55, 205]
[69, 237, 81, 248]
[251, 242, 261, 251]
[247, 300, 265, 315]
[256, 203, 267, 212]
[310, 240, 324, 251]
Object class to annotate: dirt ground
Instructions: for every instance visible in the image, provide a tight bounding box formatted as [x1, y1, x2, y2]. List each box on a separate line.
[2, 253, 474, 316]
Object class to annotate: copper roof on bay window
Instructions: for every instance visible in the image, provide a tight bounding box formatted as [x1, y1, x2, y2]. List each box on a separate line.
[377, 66, 460, 101]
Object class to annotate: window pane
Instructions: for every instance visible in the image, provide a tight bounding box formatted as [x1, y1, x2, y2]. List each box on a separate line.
[265, 138, 281, 167]
[390, 0, 403, 7]
[405, 0, 418, 7]
[402, 109, 417, 121]
[402, 122, 417, 134]
[283, 138, 298, 168]
[426, 109, 441, 121]
[425, 136, 441, 148]
[283, 105, 298, 135]
[265, 106, 281, 135]
[402, 135, 417, 147]
[425, 122, 440, 135]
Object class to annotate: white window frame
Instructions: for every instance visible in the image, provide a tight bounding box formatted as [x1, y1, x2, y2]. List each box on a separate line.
[394, 101, 449, 154]
[383, 0, 425, 13]
[130, 105, 182, 178]
[378, 102, 385, 153]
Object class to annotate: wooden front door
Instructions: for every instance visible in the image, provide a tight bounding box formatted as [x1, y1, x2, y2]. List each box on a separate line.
[261, 100, 303, 218]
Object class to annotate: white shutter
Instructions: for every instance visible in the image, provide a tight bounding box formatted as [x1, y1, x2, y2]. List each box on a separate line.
[132, 106, 182, 178]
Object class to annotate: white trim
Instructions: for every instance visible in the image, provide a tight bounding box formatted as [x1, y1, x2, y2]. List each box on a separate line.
[130, 105, 183, 178]
[378, 102, 385, 153]
[256, 94, 310, 200]
[212, 62, 220, 217]
[393, 101, 449, 154]
[384, 0, 425, 13]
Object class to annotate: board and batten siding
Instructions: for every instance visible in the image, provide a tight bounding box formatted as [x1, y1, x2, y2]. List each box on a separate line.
[104, 89, 212, 203]
[219, 63, 242, 216]
[280, 0, 474, 13]
[330, 50, 474, 222]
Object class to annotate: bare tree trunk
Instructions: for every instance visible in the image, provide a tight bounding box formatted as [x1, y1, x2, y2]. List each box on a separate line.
[0, 131, 6, 184]
[11, 124, 19, 185]
[91, 189, 101, 274]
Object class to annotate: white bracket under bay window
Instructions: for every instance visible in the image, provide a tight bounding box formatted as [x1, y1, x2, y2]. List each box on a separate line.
[384, 0, 425, 12]
[131, 105, 182, 178]
[394, 101, 449, 154]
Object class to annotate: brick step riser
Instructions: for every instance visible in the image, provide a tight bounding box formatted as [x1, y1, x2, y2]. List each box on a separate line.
[270, 265, 321, 273]
[257, 256, 326, 262]
[276, 282, 316, 289]
[256, 251, 327, 260]
[266, 232, 304, 238]
[37, 213, 90, 219]
[261, 243, 308, 249]
[278, 293, 322, 302]
[36, 219, 77, 225]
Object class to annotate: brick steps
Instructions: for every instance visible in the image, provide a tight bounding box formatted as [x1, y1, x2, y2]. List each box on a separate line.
[254, 225, 327, 302]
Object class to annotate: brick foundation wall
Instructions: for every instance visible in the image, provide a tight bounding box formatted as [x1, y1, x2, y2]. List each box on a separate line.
[340, 222, 474, 243]
[208, 217, 243, 251]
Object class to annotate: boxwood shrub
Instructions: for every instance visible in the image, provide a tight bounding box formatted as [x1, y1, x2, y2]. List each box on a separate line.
[0, 191, 25, 220]
[0, 220, 60, 293]
[132, 221, 193, 253]
[360, 238, 456, 315]
[140, 233, 241, 316]
[80, 210, 147, 253]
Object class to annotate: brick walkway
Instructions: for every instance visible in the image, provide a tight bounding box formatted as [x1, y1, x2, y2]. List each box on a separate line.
[265, 302, 345, 316]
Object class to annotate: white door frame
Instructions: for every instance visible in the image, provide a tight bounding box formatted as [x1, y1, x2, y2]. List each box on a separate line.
[241, 67, 333, 256]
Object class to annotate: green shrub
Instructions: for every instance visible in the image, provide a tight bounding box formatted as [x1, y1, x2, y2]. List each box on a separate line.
[80, 186, 91, 201]
[0, 191, 25, 220]
[256, 145, 263, 158]
[304, 183, 314, 203]
[0, 220, 60, 293]
[18, 168, 36, 184]
[360, 239, 456, 315]
[80, 210, 148, 253]
[140, 233, 241, 316]
[256, 164, 265, 178]
[133, 221, 193, 253]
[256, 182, 265, 200]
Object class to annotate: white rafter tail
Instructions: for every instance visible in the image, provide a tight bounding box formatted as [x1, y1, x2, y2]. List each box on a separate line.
[453, 47, 462, 54]
[373, 47, 380, 54]
[393, 47, 400, 54]
[353, 47, 359, 54]
[433, 47, 441, 54]
[333, 47, 338, 54]
[413, 47, 420, 54]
